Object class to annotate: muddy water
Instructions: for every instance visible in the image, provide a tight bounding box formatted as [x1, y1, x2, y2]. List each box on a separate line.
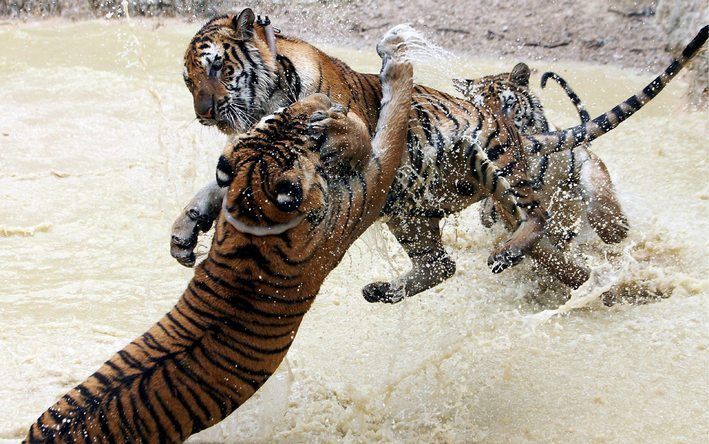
[1, 20, 707, 443]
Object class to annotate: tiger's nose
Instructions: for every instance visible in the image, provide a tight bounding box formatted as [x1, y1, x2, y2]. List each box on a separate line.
[195, 93, 215, 119]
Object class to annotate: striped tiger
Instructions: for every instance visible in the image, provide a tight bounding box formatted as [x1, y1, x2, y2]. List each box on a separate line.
[172, 9, 593, 297]
[24, 28, 414, 443]
[171, 9, 706, 303]
[454, 65, 628, 247]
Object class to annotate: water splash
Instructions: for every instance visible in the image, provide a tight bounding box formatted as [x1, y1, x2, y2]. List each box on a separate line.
[384, 24, 460, 84]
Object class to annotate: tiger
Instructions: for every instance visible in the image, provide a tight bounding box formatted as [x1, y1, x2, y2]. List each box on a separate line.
[171, 9, 707, 304]
[24, 27, 414, 444]
[172, 9, 594, 297]
[453, 64, 629, 251]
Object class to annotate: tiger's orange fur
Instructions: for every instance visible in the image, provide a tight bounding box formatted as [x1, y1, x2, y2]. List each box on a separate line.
[24, 29, 413, 444]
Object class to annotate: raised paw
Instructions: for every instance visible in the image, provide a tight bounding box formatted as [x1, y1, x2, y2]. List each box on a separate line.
[362, 282, 406, 304]
[307, 105, 348, 141]
[487, 246, 525, 274]
[377, 24, 418, 61]
[170, 206, 214, 267]
[170, 182, 224, 267]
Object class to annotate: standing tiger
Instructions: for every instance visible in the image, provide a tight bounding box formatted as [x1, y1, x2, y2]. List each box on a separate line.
[172, 9, 706, 303]
[453, 64, 628, 251]
[24, 28, 414, 443]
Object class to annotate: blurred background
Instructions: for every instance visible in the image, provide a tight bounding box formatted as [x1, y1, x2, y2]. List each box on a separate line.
[0, 0, 706, 107]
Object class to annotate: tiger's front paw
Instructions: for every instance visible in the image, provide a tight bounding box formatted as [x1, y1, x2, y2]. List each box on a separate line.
[377, 24, 417, 61]
[170, 207, 214, 267]
[362, 282, 406, 304]
[307, 104, 348, 143]
[170, 182, 224, 267]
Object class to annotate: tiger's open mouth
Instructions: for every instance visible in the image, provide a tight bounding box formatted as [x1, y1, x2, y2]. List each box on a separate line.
[221, 196, 306, 236]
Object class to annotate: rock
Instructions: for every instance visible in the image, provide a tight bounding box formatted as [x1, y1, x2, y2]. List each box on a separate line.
[656, 0, 708, 109]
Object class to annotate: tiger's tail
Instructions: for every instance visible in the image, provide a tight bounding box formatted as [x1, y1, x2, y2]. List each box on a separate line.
[526, 25, 707, 156]
[540, 71, 591, 123]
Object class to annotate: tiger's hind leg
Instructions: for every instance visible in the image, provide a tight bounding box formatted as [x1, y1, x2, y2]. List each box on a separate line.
[479, 197, 499, 228]
[362, 216, 455, 303]
[577, 148, 628, 244]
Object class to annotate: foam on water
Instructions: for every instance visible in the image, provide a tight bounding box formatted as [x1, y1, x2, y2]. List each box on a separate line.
[0, 20, 707, 443]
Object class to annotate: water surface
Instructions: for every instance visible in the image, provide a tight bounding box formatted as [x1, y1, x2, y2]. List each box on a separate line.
[0, 20, 707, 443]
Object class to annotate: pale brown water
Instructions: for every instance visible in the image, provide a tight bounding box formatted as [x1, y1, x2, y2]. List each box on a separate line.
[0, 20, 707, 444]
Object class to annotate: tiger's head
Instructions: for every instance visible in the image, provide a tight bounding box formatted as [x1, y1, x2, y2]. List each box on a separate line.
[453, 63, 549, 134]
[212, 94, 340, 242]
[183, 8, 281, 134]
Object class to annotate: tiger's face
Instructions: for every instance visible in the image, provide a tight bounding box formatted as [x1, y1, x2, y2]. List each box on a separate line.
[453, 63, 548, 134]
[183, 9, 278, 134]
[213, 95, 339, 241]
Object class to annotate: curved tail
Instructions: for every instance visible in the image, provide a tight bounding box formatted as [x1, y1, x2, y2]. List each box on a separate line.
[526, 25, 707, 157]
[541, 71, 591, 123]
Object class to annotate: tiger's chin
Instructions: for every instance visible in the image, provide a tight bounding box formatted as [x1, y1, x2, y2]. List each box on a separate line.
[197, 114, 243, 135]
[217, 120, 238, 134]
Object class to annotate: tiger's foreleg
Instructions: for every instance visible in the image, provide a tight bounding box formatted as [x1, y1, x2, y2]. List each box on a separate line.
[170, 180, 225, 267]
[362, 216, 455, 303]
[483, 155, 591, 287]
[464, 141, 545, 273]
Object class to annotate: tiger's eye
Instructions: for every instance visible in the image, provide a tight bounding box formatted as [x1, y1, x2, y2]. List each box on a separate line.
[209, 61, 223, 78]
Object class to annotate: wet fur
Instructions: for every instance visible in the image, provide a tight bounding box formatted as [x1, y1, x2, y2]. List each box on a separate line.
[454, 64, 629, 247]
[24, 30, 414, 443]
[174, 12, 594, 302]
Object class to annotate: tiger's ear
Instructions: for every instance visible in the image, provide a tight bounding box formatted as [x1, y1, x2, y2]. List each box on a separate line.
[510, 63, 530, 87]
[232, 8, 256, 39]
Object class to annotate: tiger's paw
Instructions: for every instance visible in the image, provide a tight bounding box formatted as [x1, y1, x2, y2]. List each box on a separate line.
[377, 26, 415, 79]
[307, 104, 348, 142]
[479, 198, 498, 228]
[362, 282, 406, 304]
[170, 208, 212, 267]
[377, 27, 407, 61]
[170, 182, 224, 267]
[487, 246, 525, 274]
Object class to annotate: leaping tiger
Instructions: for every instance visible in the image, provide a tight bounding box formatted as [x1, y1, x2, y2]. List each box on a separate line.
[453, 64, 628, 254]
[171, 9, 707, 304]
[24, 27, 414, 444]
